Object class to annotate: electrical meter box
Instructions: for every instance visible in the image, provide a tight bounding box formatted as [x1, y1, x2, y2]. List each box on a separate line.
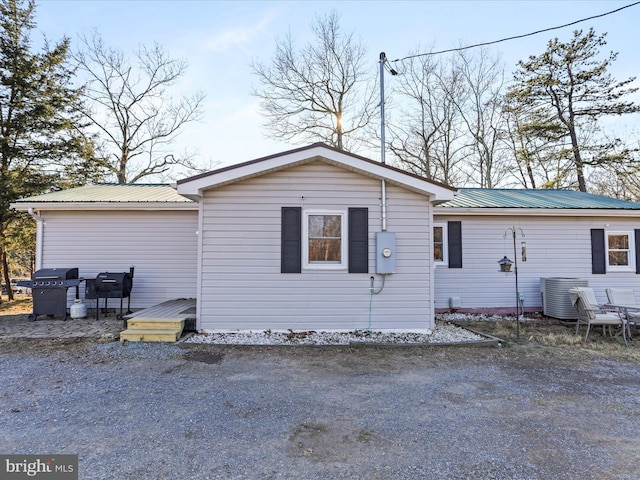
[375, 232, 396, 274]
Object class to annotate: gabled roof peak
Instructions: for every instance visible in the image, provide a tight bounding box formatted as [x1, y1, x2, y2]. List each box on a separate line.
[177, 143, 456, 202]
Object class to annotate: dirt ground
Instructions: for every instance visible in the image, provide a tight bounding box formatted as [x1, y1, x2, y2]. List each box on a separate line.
[1, 299, 640, 479]
[0, 295, 32, 315]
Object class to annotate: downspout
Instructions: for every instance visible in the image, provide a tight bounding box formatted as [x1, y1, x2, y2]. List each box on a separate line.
[380, 180, 387, 231]
[194, 194, 205, 332]
[27, 208, 43, 271]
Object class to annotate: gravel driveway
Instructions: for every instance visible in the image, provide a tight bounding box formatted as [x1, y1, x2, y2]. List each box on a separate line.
[1, 338, 639, 479]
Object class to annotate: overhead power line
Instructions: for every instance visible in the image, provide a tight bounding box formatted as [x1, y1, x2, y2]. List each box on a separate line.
[389, 1, 640, 65]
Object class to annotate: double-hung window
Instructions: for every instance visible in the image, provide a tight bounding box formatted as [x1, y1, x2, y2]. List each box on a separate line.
[281, 207, 368, 273]
[303, 211, 347, 269]
[433, 221, 461, 268]
[433, 223, 447, 265]
[607, 231, 635, 271]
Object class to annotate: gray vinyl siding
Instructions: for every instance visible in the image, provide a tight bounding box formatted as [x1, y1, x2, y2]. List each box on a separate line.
[40, 210, 198, 309]
[433, 214, 640, 310]
[198, 161, 434, 331]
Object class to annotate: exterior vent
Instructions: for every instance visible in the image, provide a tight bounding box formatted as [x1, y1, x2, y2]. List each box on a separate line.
[449, 297, 462, 309]
[540, 277, 589, 320]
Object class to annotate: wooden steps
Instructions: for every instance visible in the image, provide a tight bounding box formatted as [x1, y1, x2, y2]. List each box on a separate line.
[120, 317, 185, 343]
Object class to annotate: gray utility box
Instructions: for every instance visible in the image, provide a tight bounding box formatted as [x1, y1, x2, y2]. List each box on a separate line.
[375, 232, 396, 274]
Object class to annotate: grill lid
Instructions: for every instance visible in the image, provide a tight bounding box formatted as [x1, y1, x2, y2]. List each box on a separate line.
[94, 272, 133, 296]
[33, 268, 79, 280]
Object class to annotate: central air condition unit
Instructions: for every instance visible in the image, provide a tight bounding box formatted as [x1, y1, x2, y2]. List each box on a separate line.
[540, 277, 588, 320]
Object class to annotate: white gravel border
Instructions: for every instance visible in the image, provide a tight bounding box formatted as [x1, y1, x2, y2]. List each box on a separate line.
[184, 319, 486, 346]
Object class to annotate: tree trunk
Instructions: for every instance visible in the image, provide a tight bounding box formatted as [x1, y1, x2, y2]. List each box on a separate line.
[1, 245, 13, 302]
[568, 126, 587, 192]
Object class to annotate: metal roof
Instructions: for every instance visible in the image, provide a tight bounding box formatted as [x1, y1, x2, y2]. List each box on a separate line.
[14, 184, 194, 204]
[438, 188, 640, 209]
[14, 184, 640, 211]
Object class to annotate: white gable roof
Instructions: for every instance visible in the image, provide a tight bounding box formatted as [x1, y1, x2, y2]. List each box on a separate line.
[177, 143, 457, 201]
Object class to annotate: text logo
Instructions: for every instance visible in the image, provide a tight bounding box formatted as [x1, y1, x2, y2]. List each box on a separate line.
[1, 455, 78, 480]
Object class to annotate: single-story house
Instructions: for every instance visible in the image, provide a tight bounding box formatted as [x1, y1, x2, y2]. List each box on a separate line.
[11, 143, 640, 331]
[433, 188, 640, 315]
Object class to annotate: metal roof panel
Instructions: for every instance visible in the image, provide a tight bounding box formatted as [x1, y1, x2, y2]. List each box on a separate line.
[440, 188, 640, 209]
[14, 184, 194, 204]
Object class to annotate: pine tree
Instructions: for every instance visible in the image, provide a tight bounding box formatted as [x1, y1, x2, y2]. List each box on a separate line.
[506, 28, 638, 192]
[0, 0, 96, 301]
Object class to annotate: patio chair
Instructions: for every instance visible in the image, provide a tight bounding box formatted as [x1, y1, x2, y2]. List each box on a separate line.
[606, 288, 640, 338]
[568, 287, 627, 345]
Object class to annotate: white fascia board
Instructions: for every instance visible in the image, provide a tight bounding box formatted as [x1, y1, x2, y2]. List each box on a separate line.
[10, 202, 198, 212]
[177, 145, 457, 202]
[176, 151, 313, 198]
[434, 207, 640, 217]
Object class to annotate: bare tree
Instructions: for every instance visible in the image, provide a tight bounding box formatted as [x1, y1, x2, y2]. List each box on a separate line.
[251, 11, 377, 152]
[387, 53, 446, 181]
[388, 48, 507, 187]
[454, 48, 509, 188]
[74, 33, 205, 183]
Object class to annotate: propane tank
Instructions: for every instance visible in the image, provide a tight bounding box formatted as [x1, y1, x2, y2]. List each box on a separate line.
[70, 299, 87, 319]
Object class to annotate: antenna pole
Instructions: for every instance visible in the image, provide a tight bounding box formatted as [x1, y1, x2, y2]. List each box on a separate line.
[379, 52, 386, 165]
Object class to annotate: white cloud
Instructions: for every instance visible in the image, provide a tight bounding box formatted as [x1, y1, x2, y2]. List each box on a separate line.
[203, 10, 277, 53]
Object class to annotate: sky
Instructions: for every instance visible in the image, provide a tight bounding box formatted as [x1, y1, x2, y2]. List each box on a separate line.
[34, 0, 640, 180]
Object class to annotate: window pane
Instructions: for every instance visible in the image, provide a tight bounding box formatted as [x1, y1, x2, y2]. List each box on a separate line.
[309, 215, 341, 237]
[609, 251, 629, 266]
[309, 239, 341, 262]
[433, 226, 443, 261]
[608, 235, 629, 250]
[307, 214, 342, 264]
[434, 244, 443, 262]
[433, 226, 443, 243]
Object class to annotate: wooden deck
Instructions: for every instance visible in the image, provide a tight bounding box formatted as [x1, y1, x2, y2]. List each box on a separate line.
[124, 299, 196, 320]
[122, 299, 197, 340]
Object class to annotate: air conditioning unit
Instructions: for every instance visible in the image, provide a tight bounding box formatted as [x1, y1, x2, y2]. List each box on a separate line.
[540, 277, 588, 320]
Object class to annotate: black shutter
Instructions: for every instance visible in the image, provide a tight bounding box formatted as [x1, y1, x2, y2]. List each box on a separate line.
[447, 221, 462, 268]
[635, 229, 640, 274]
[281, 207, 301, 273]
[591, 229, 606, 274]
[348, 208, 369, 273]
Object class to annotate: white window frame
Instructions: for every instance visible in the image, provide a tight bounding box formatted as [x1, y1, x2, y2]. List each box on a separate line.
[606, 230, 635, 272]
[302, 210, 347, 270]
[433, 223, 448, 266]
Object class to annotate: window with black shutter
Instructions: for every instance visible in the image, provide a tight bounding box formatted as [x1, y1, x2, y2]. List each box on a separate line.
[348, 208, 368, 273]
[591, 229, 606, 274]
[281, 207, 368, 273]
[281, 207, 301, 273]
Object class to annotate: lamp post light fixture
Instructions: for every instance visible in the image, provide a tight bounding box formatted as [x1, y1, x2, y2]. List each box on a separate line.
[499, 227, 525, 338]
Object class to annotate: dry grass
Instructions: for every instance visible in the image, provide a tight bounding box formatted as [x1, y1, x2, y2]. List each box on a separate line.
[0, 296, 32, 315]
[459, 315, 640, 362]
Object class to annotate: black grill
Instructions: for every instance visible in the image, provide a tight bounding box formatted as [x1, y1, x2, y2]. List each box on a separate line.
[18, 268, 81, 321]
[86, 268, 134, 321]
[94, 272, 133, 298]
